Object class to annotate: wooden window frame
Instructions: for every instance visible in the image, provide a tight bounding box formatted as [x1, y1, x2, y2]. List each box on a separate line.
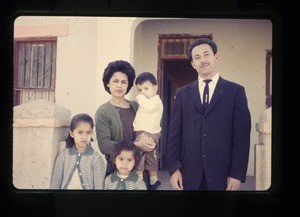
[158, 34, 212, 60]
[266, 50, 272, 108]
[156, 34, 213, 169]
[14, 37, 57, 106]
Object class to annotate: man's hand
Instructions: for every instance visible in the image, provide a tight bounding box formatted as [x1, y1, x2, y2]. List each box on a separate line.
[226, 177, 241, 191]
[170, 169, 184, 190]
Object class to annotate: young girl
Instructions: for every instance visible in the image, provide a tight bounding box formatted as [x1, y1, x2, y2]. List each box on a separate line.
[51, 113, 106, 190]
[104, 140, 147, 190]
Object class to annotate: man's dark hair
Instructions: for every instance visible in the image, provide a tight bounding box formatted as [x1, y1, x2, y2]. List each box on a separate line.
[187, 38, 218, 61]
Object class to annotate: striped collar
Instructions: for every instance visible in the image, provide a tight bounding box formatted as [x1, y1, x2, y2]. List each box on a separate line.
[68, 143, 94, 156]
[110, 170, 139, 183]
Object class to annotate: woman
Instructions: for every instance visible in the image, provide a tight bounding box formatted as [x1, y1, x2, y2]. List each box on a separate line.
[95, 60, 155, 177]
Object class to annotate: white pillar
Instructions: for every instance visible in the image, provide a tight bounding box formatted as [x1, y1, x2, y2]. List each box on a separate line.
[13, 99, 71, 189]
[255, 107, 272, 190]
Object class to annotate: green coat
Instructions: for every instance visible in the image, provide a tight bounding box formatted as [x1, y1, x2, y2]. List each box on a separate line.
[94, 100, 139, 156]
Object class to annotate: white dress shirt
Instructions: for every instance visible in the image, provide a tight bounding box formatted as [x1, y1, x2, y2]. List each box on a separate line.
[198, 73, 219, 104]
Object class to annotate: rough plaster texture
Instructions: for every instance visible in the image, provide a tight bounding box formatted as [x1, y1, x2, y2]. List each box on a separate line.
[13, 100, 71, 189]
[255, 107, 271, 191]
[14, 17, 272, 177]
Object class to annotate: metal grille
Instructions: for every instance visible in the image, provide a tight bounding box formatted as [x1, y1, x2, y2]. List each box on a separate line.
[161, 38, 196, 57]
[14, 39, 57, 105]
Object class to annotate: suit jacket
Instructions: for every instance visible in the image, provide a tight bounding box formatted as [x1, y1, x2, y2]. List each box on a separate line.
[166, 77, 251, 190]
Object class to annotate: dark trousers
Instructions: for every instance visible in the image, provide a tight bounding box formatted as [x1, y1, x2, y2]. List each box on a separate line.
[143, 170, 151, 190]
[199, 171, 208, 190]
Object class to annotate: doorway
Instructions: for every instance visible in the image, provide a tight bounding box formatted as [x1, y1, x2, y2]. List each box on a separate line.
[156, 34, 212, 170]
[158, 59, 197, 169]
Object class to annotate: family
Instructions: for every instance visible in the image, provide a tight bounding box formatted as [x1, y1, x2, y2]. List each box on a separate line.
[50, 38, 251, 191]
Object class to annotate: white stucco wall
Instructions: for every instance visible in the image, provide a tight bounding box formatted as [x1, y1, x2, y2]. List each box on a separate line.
[14, 16, 98, 119]
[133, 18, 272, 176]
[95, 17, 137, 110]
[13, 99, 71, 189]
[14, 16, 272, 177]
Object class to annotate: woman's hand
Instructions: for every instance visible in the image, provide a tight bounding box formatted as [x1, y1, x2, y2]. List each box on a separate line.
[134, 133, 156, 152]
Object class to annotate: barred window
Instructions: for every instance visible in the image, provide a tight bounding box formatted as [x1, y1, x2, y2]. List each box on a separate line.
[14, 39, 57, 106]
[159, 34, 212, 59]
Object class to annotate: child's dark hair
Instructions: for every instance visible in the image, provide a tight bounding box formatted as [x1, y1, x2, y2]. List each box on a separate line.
[65, 113, 94, 148]
[135, 72, 157, 86]
[110, 140, 141, 171]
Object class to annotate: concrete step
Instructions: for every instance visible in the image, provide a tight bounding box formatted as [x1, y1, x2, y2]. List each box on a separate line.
[156, 170, 255, 191]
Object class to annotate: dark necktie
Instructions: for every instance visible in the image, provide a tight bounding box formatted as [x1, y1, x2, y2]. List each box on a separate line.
[203, 79, 212, 112]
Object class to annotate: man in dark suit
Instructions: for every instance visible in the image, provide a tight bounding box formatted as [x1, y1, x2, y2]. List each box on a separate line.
[166, 38, 251, 191]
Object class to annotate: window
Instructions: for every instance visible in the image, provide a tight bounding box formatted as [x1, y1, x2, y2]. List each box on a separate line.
[14, 38, 57, 106]
[159, 34, 212, 59]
